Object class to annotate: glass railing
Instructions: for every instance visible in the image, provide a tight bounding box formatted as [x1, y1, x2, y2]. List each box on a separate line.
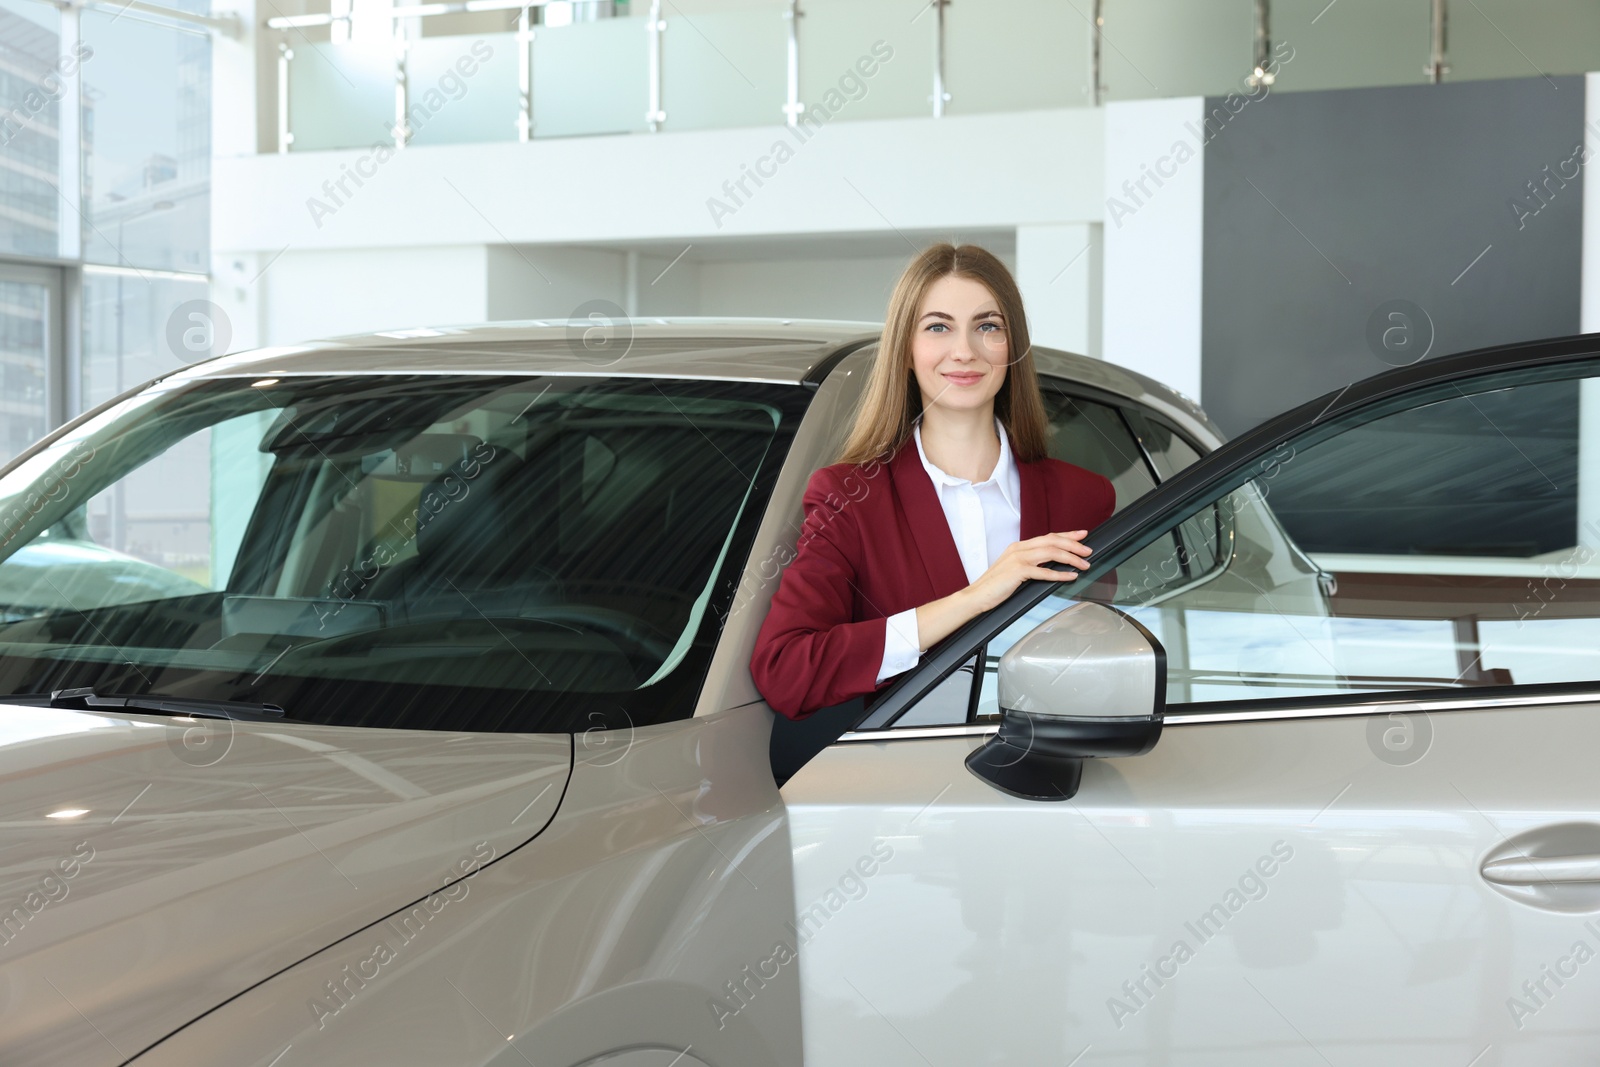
[269, 0, 1600, 153]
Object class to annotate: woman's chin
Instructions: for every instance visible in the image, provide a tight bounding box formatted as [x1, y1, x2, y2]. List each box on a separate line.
[926, 392, 997, 413]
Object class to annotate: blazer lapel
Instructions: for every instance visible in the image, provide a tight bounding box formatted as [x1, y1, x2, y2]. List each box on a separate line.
[1017, 456, 1049, 540]
[888, 441, 969, 599]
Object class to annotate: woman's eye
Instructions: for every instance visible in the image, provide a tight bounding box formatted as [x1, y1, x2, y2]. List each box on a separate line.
[978, 321, 1003, 332]
[926, 322, 949, 332]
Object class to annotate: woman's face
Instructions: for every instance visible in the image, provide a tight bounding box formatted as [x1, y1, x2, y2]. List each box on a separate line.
[909, 273, 1009, 417]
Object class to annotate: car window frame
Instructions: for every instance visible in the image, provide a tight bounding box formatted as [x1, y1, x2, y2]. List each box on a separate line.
[846, 344, 1600, 738]
[1122, 405, 1207, 482]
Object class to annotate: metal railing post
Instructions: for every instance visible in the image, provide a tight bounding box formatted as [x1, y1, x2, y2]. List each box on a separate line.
[646, 0, 665, 130]
[518, 4, 533, 141]
[394, 36, 409, 148]
[1088, 0, 1103, 105]
[1427, 0, 1449, 83]
[277, 40, 293, 153]
[1247, 0, 1273, 90]
[783, 0, 802, 127]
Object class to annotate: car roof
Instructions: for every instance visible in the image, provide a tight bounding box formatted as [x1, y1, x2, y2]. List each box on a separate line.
[165, 318, 1225, 445]
[178, 319, 881, 385]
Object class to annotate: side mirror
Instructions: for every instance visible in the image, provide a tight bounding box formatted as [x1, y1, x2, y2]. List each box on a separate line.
[966, 601, 1165, 801]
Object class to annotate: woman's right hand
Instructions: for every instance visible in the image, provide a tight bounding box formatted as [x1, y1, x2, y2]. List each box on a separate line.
[908, 531, 1096, 658]
[961, 530, 1093, 615]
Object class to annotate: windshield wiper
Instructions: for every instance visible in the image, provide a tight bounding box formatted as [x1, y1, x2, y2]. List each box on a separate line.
[37, 688, 289, 723]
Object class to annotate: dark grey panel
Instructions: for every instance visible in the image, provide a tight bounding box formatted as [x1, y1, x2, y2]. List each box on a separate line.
[1201, 75, 1584, 437]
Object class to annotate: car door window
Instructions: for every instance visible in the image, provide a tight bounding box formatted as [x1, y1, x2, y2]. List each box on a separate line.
[1122, 406, 1204, 479]
[1040, 388, 1156, 514]
[986, 361, 1600, 709]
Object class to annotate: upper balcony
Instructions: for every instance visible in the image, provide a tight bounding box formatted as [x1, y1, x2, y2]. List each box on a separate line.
[260, 0, 1600, 153]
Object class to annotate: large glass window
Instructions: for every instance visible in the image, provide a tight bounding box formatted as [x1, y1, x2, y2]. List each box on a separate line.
[80, 9, 210, 272]
[0, 374, 808, 733]
[0, 0, 214, 500]
[81, 268, 210, 409]
[0, 0, 70, 258]
[0, 267, 53, 467]
[989, 360, 1600, 710]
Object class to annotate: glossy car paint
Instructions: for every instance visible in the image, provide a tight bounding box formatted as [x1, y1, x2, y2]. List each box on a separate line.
[782, 698, 1600, 1065]
[132, 703, 799, 1067]
[779, 343, 1600, 1065]
[0, 704, 568, 1066]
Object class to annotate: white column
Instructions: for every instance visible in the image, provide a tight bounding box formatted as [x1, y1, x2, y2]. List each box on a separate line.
[1016, 223, 1101, 358]
[1100, 96, 1205, 402]
[1578, 73, 1600, 549]
[210, 0, 262, 158]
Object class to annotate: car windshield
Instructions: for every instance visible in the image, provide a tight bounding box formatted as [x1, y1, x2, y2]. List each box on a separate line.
[0, 373, 809, 733]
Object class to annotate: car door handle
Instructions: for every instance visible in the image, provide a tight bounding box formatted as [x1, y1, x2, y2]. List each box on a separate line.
[1482, 854, 1600, 886]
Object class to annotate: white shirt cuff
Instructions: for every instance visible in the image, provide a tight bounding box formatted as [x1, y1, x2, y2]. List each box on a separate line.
[876, 607, 922, 684]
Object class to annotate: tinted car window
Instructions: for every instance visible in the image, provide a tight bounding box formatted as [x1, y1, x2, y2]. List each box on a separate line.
[0, 374, 810, 732]
[1043, 363, 1600, 705]
[1122, 407, 1203, 480]
[1041, 390, 1156, 513]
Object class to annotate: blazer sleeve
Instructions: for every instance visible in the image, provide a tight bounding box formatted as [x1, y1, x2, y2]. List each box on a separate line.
[748, 466, 893, 721]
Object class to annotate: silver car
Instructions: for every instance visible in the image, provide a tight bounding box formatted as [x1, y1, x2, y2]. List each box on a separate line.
[0, 321, 1592, 1066]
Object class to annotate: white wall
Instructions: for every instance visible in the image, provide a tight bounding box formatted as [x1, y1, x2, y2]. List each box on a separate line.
[213, 109, 1104, 253]
[210, 79, 1132, 357]
[251, 246, 489, 345]
[696, 253, 925, 322]
[485, 246, 630, 321]
[1100, 97, 1206, 400]
[1016, 222, 1101, 356]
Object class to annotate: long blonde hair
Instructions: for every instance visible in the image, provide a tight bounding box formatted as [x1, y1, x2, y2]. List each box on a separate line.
[835, 242, 1051, 466]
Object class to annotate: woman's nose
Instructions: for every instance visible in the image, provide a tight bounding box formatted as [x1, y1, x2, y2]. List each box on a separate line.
[949, 331, 977, 362]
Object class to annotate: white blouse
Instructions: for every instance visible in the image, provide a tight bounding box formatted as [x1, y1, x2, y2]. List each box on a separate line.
[876, 415, 1022, 684]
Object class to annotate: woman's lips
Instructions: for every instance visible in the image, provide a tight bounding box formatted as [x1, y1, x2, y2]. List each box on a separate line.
[942, 372, 983, 386]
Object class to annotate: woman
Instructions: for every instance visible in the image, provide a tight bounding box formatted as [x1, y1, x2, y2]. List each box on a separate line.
[749, 243, 1116, 721]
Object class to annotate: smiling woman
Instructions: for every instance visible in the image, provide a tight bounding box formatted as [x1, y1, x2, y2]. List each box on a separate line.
[749, 243, 1117, 720]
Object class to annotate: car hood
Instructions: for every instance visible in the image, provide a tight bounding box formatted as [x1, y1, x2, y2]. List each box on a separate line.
[0, 703, 571, 1067]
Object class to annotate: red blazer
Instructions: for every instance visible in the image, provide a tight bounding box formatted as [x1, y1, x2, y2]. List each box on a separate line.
[749, 436, 1116, 720]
